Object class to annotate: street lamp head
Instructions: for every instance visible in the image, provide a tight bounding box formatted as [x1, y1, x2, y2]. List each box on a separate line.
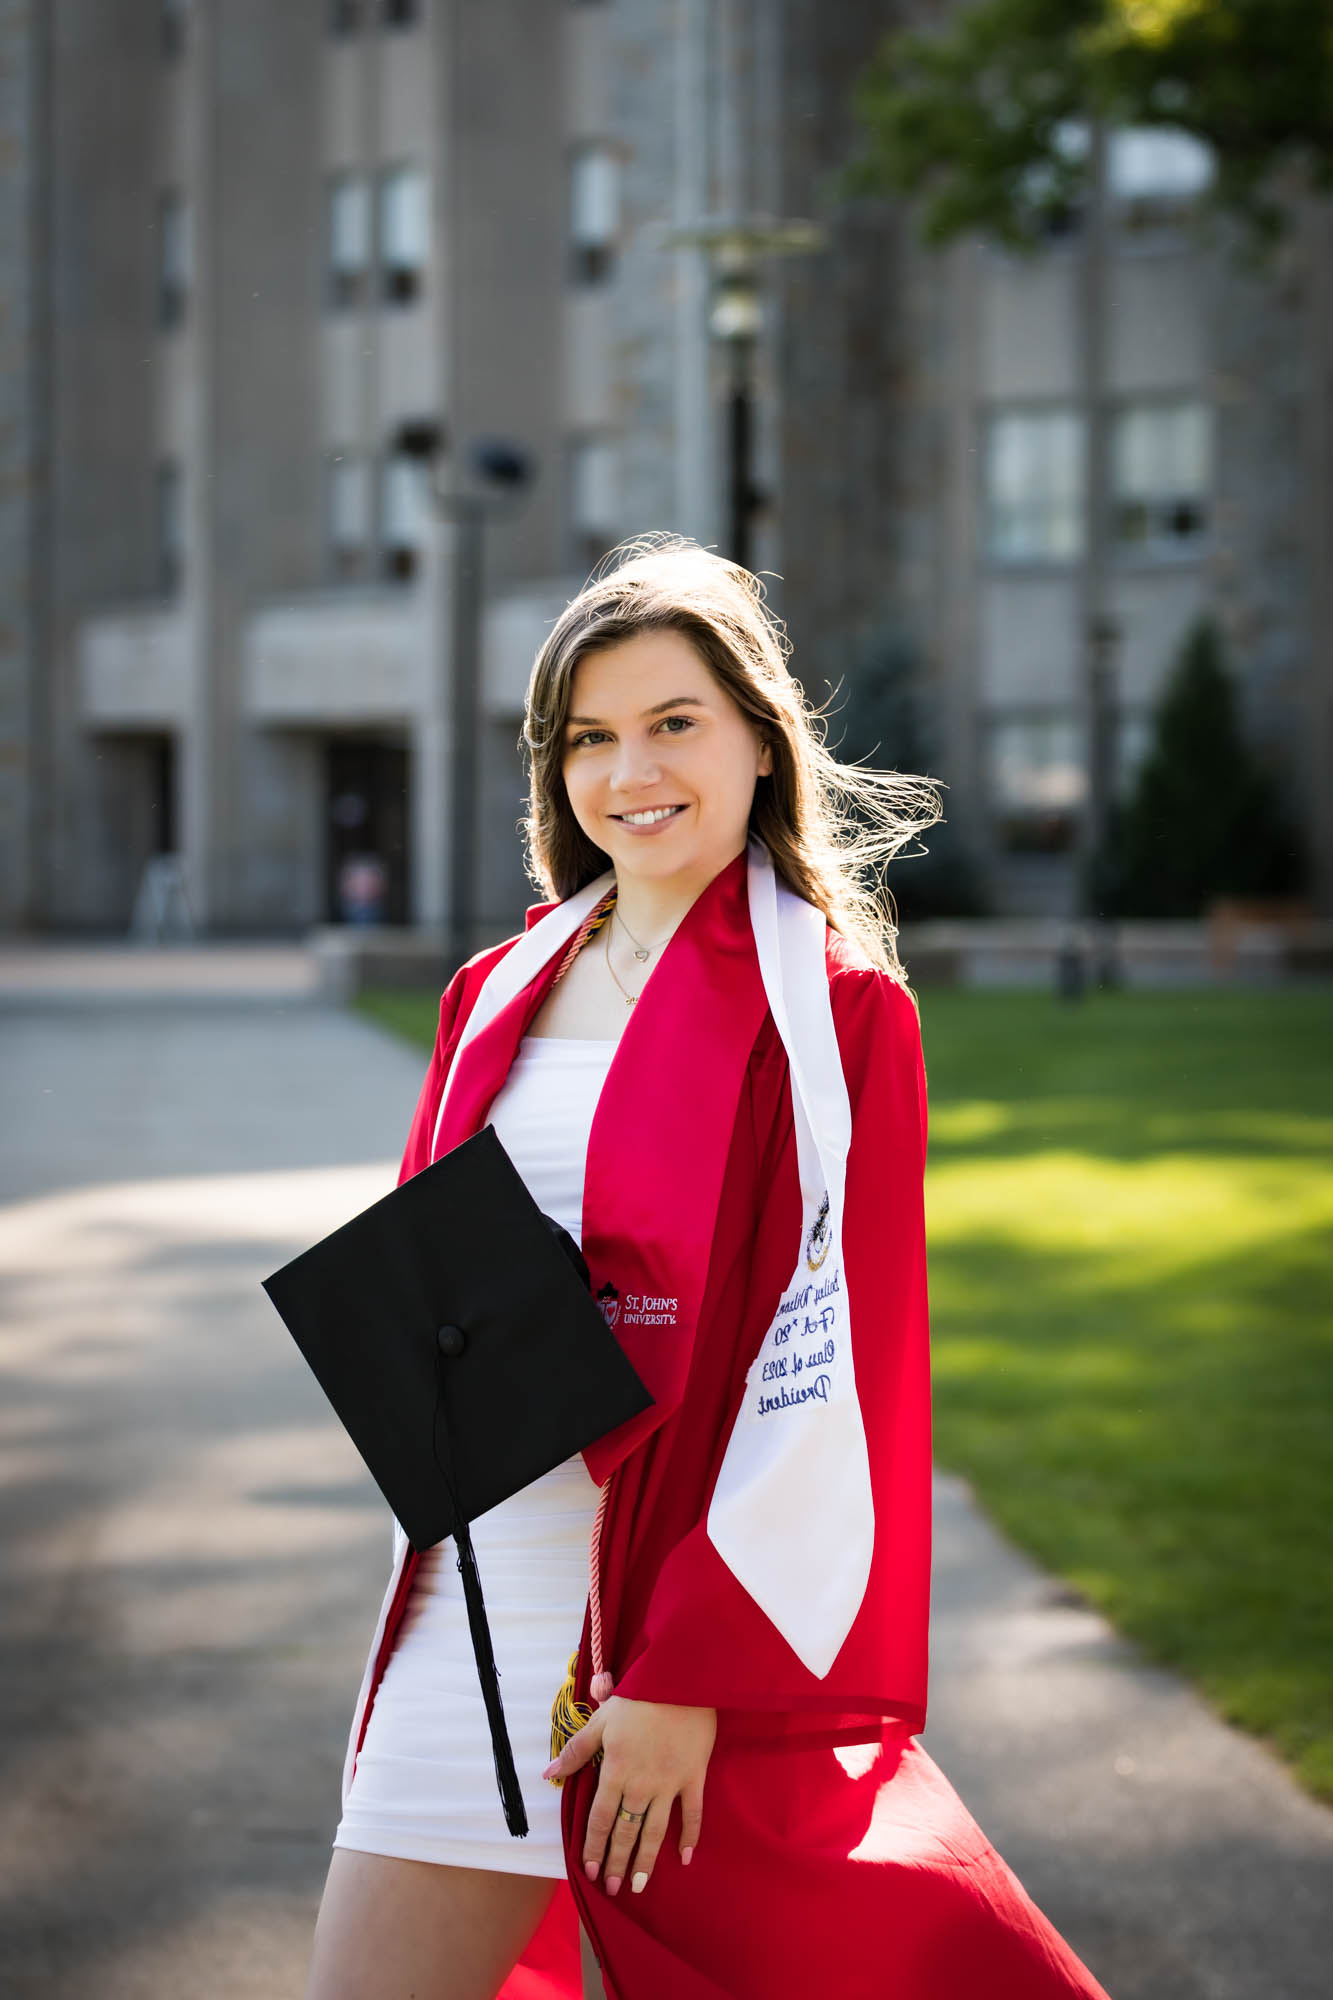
[709, 270, 763, 343]
[394, 417, 449, 462]
[664, 214, 823, 345]
[707, 234, 763, 344]
[468, 437, 535, 490]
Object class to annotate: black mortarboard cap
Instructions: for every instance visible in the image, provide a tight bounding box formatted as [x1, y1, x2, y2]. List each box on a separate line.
[261, 1124, 652, 1837]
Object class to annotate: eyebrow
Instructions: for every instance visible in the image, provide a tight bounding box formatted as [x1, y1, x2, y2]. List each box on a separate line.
[566, 695, 709, 727]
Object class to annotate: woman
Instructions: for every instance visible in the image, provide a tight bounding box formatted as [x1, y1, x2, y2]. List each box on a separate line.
[306, 540, 1111, 2000]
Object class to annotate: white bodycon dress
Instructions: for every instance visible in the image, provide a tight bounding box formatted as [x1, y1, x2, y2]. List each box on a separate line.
[333, 1035, 616, 1876]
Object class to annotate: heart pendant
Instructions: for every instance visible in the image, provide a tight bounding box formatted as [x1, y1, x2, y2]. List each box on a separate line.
[633, 948, 649, 962]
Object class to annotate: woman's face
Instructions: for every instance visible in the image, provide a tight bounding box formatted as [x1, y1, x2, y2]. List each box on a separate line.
[561, 629, 773, 891]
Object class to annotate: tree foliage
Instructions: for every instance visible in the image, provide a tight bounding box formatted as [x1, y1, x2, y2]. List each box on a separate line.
[847, 0, 1333, 247]
[1110, 618, 1306, 917]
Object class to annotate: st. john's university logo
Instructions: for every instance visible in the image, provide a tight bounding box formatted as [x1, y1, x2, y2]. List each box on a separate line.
[596, 1280, 621, 1329]
[805, 1192, 832, 1272]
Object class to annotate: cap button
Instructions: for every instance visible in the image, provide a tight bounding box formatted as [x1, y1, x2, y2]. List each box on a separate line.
[436, 1324, 466, 1359]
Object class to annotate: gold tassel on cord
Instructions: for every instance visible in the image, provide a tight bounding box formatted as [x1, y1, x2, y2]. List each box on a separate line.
[548, 1474, 614, 1784]
[548, 1651, 599, 1785]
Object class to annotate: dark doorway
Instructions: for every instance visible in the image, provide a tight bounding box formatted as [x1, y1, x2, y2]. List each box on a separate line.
[326, 738, 410, 924]
[149, 735, 177, 854]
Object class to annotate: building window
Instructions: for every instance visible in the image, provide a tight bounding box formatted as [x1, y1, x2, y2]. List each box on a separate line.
[327, 173, 372, 310]
[157, 191, 192, 331]
[328, 453, 372, 581]
[987, 715, 1084, 853]
[1111, 400, 1211, 555]
[985, 408, 1085, 564]
[569, 143, 620, 286]
[378, 166, 429, 306]
[569, 435, 618, 574]
[1110, 126, 1214, 225]
[380, 449, 425, 581]
[330, 0, 421, 29]
[161, 0, 190, 60]
[156, 461, 184, 596]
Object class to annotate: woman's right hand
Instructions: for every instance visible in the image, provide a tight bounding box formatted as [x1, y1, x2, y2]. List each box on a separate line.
[544, 1693, 716, 1897]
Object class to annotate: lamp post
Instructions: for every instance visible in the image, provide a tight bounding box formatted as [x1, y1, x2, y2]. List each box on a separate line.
[1075, 120, 1120, 992]
[1085, 611, 1121, 986]
[666, 218, 823, 569]
[394, 422, 534, 964]
[708, 238, 764, 570]
[1059, 122, 1120, 1000]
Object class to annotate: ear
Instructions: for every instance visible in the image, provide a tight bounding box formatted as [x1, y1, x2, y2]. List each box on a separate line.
[756, 732, 774, 779]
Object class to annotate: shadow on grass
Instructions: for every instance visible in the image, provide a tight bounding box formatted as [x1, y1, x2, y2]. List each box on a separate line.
[918, 988, 1333, 1799]
[929, 1209, 1333, 1803]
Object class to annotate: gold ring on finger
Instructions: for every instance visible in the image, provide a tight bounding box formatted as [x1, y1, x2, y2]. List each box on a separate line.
[616, 1804, 648, 1823]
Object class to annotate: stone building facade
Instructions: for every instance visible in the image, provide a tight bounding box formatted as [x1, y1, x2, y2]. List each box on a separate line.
[0, 0, 41, 929]
[771, 36, 1333, 918]
[3, 0, 1330, 933]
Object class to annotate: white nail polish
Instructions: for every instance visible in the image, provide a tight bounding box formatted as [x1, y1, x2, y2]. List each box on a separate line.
[631, 1871, 648, 1894]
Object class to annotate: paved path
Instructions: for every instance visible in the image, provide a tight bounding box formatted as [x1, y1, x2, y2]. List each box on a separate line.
[930, 1478, 1333, 1997]
[1, 997, 1329, 1997]
[0, 941, 321, 1005]
[1, 1001, 421, 1999]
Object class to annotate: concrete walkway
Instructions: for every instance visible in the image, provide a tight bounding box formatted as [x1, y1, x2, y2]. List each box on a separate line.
[0, 940, 321, 1005]
[929, 1479, 1333, 1997]
[0, 995, 1329, 1997]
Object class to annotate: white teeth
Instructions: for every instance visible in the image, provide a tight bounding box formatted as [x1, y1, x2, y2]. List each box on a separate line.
[620, 806, 681, 826]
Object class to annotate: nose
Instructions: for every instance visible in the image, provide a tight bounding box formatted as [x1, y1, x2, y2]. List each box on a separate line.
[608, 735, 663, 794]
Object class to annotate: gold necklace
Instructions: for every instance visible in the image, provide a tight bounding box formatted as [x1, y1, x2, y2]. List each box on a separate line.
[604, 917, 644, 1008]
[613, 905, 672, 964]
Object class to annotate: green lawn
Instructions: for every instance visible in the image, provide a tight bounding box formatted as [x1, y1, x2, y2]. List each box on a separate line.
[920, 988, 1333, 1804]
[356, 984, 1333, 1802]
[356, 987, 446, 1053]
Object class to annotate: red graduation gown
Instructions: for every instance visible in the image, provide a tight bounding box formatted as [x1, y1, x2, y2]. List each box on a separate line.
[351, 853, 1111, 2000]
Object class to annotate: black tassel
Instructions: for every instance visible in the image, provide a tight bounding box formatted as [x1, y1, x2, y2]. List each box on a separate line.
[452, 1515, 529, 1836]
[432, 1353, 529, 1837]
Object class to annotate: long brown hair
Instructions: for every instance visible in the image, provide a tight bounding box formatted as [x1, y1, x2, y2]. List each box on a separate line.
[522, 536, 941, 978]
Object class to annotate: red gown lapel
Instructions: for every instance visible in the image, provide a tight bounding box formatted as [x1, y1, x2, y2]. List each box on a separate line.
[581, 854, 768, 1480]
[432, 852, 768, 1481]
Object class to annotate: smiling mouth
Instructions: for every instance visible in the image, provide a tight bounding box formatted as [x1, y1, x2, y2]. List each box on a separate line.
[611, 805, 688, 827]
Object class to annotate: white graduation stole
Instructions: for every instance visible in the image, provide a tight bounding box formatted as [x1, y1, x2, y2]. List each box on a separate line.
[430, 842, 874, 1679]
[705, 842, 875, 1678]
[430, 868, 615, 1159]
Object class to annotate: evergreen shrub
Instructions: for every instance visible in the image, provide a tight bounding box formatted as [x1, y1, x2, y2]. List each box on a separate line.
[1109, 618, 1305, 918]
